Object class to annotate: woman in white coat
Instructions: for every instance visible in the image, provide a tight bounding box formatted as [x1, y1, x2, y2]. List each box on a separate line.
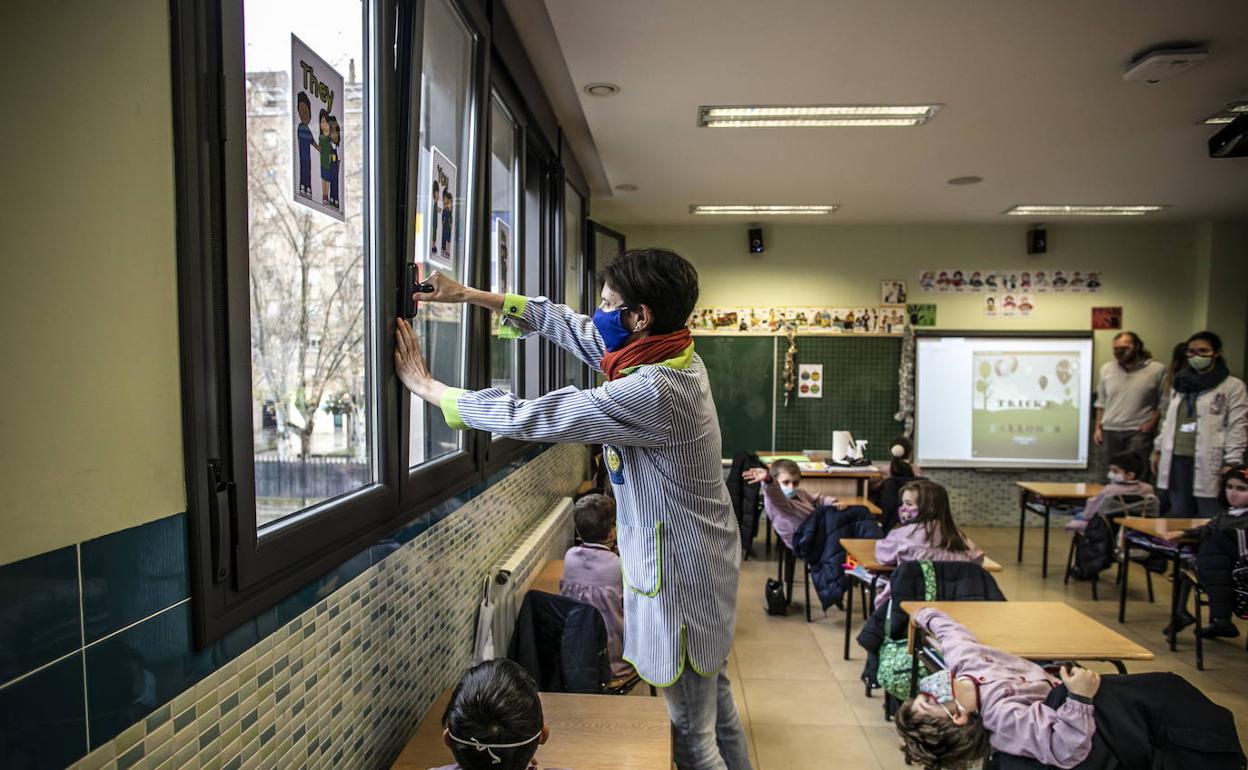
[1154, 331, 1248, 517]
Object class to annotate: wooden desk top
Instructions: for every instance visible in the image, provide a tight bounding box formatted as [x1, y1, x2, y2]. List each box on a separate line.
[393, 687, 672, 770]
[838, 496, 882, 514]
[1119, 516, 1208, 538]
[757, 453, 882, 478]
[532, 559, 565, 596]
[841, 539, 1003, 573]
[1016, 482, 1105, 500]
[900, 601, 1154, 662]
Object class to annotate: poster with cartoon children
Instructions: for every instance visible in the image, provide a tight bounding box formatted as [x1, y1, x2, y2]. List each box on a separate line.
[424, 147, 457, 270]
[291, 35, 345, 222]
[492, 219, 510, 295]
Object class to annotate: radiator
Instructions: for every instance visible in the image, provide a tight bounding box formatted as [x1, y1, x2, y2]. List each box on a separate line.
[473, 496, 575, 663]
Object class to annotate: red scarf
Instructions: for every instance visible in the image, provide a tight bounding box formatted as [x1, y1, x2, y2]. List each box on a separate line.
[601, 329, 693, 382]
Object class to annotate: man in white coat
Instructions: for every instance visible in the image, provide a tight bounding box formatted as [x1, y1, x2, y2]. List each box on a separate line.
[395, 249, 751, 770]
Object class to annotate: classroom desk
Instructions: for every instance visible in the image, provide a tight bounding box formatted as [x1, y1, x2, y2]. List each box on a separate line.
[1016, 482, 1105, 579]
[756, 453, 882, 497]
[900, 601, 1154, 693]
[532, 559, 565, 596]
[392, 686, 672, 770]
[839, 539, 1002, 664]
[1116, 516, 1207, 651]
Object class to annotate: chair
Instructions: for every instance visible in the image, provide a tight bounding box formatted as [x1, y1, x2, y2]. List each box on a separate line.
[1186, 568, 1248, 671]
[1064, 494, 1159, 600]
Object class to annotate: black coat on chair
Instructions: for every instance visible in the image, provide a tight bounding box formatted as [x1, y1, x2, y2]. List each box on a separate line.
[726, 452, 767, 558]
[508, 590, 609, 694]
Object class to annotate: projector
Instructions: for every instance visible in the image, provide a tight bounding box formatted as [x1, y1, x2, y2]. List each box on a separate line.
[1209, 115, 1248, 158]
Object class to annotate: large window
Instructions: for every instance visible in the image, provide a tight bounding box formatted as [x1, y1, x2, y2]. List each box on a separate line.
[173, 0, 579, 645]
[562, 183, 585, 387]
[407, 0, 477, 468]
[243, 1, 375, 531]
[488, 95, 519, 394]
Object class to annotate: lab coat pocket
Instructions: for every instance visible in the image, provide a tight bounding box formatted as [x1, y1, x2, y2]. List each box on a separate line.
[618, 522, 662, 597]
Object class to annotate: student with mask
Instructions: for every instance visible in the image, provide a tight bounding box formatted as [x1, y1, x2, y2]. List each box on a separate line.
[395, 249, 750, 770]
[1153, 331, 1248, 518]
[1093, 331, 1166, 471]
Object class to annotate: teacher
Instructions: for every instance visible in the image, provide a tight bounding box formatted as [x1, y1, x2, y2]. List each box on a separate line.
[395, 248, 750, 770]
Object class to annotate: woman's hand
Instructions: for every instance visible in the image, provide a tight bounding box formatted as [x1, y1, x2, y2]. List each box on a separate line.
[395, 318, 446, 403]
[742, 468, 769, 485]
[1059, 665, 1101, 700]
[418, 271, 469, 303]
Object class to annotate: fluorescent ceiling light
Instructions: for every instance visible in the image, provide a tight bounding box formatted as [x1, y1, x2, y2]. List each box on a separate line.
[690, 204, 839, 216]
[1201, 101, 1248, 125]
[1003, 205, 1168, 217]
[699, 104, 940, 128]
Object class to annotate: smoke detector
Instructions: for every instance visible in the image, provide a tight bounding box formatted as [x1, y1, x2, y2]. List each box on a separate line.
[1123, 45, 1208, 83]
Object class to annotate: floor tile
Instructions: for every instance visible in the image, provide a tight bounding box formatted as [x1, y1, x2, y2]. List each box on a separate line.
[741, 679, 858, 726]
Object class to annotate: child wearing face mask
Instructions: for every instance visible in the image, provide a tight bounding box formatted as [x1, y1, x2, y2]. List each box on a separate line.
[894, 608, 1244, 769]
[872, 480, 984, 608]
[744, 459, 841, 601]
[1161, 464, 1248, 639]
[1064, 451, 1154, 533]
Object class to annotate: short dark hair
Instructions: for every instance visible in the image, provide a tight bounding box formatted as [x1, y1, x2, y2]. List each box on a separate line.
[297, 91, 311, 110]
[1188, 330, 1223, 352]
[442, 659, 543, 770]
[573, 494, 616, 544]
[1113, 331, 1152, 360]
[895, 699, 991, 769]
[600, 248, 700, 334]
[318, 108, 329, 125]
[1108, 451, 1145, 480]
[1218, 464, 1248, 508]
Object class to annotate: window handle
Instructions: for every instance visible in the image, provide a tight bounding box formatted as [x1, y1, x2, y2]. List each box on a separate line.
[207, 459, 236, 584]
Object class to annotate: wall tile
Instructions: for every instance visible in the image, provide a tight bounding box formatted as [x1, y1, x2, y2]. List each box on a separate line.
[86, 602, 215, 749]
[0, 651, 87, 770]
[82, 514, 189, 643]
[0, 544, 80, 684]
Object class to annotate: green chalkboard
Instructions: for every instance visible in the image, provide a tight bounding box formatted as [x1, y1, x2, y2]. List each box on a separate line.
[697, 335, 904, 459]
[774, 336, 903, 458]
[696, 336, 775, 458]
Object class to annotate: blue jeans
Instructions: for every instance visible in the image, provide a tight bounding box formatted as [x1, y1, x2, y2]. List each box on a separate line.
[661, 659, 753, 770]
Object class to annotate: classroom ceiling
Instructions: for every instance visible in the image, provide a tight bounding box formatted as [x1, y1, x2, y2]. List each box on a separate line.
[529, 0, 1248, 224]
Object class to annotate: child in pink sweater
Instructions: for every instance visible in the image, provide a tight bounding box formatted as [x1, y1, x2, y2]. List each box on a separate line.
[873, 480, 984, 608]
[559, 494, 633, 681]
[1064, 451, 1154, 533]
[743, 458, 840, 551]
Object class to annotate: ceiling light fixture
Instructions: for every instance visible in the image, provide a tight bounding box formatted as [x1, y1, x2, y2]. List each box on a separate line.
[1201, 101, 1248, 125]
[698, 104, 940, 128]
[947, 176, 984, 185]
[615, 184, 639, 192]
[1003, 204, 1168, 217]
[583, 83, 620, 97]
[690, 204, 839, 216]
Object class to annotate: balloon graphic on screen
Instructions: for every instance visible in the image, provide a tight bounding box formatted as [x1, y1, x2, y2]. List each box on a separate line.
[1056, 359, 1072, 385]
[994, 357, 1018, 377]
[1039, 375, 1048, 390]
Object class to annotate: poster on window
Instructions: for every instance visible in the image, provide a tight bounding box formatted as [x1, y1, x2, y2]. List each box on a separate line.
[492, 219, 511, 295]
[425, 146, 457, 270]
[290, 35, 345, 222]
[798, 364, 823, 398]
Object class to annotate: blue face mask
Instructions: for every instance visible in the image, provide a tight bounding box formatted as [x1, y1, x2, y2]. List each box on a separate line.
[782, 487, 799, 499]
[917, 669, 964, 720]
[593, 306, 633, 352]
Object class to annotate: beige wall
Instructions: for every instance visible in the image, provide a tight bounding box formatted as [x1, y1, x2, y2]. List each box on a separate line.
[1201, 221, 1248, 377]
[0, 0, 184, 565]
[617, 222, 1216, 375]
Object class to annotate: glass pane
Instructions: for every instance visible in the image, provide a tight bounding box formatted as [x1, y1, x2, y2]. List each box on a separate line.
[244, 1, 375, 529]
[563, 184, 584, 387]
[592, 226, 623, 299]
[488, 98, 518, 394]
[409, 0, 476, 468]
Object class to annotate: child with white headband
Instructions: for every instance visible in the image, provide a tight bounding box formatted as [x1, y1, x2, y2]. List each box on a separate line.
[433, 659, 569, 770]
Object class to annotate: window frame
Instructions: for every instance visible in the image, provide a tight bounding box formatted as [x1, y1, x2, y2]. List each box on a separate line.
[558, 177, 590, 390]
[172, 0, 571, 648]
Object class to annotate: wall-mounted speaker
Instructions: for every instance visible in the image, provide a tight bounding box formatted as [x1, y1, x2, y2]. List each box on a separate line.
[1027, 226, 1047, 255]
[748, 227, 764, 254]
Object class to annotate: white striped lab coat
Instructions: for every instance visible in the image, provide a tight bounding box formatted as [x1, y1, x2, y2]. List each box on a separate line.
[439, 295, 741, 686]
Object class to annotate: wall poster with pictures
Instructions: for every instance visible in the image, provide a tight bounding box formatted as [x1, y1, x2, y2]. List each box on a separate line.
[881, 280, 907, 306]
[425, 146, 457, 271]
[798, 363, 823, 398]
[290, 34, 346, 221]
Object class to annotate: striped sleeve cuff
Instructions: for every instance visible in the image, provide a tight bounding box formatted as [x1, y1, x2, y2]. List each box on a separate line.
[440, 387, 470, 430]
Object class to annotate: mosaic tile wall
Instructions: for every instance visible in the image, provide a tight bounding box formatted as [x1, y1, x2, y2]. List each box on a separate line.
[0, 442, 588, 770]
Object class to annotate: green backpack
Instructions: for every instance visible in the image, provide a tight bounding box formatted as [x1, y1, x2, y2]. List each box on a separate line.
[875, 560, 936, 701]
